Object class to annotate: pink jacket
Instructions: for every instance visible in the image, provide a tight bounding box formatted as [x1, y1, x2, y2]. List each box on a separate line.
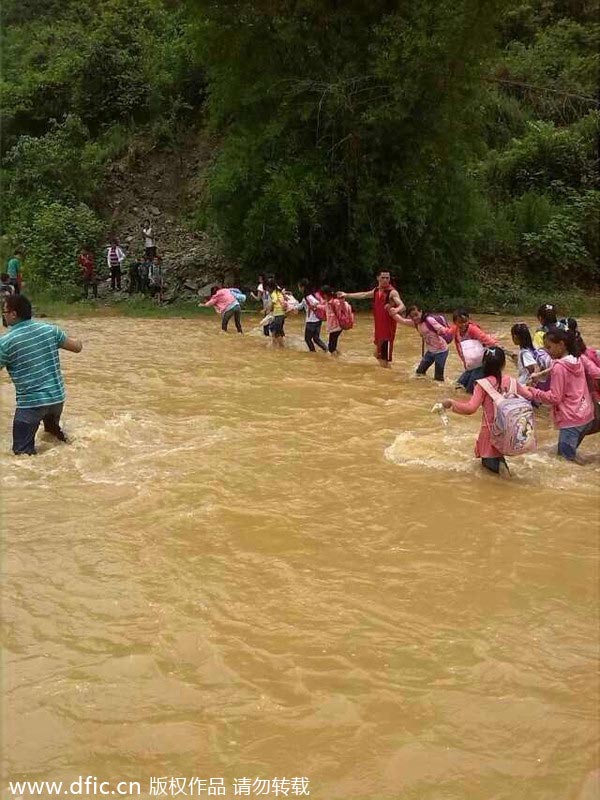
[528, 355, 600, 429]
[443, 322, 497, 367]
[452, 374, 533, 458]
[205, 288, 238, 314]
[583, 346, 600, 369]
[397, 315, 448, 353]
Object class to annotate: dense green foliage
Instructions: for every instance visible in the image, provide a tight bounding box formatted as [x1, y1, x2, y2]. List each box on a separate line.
[0, 0, 200, 288]
[1, 0, 598, 299]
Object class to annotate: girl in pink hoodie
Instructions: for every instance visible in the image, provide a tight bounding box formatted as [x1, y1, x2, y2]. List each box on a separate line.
[528, 329, 600, 461]
[441, 347, 533, 475]
[391, 304, 450, 381]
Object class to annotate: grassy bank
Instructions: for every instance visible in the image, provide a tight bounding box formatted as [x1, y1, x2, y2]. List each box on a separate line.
[29, 287, 600, 320]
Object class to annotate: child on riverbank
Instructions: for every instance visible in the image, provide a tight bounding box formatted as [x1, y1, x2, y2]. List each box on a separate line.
[442, 347, 534, 475]
[528, 329, 600, 461]
[443, 309, 498, 393]
[390, 305, 450, 381]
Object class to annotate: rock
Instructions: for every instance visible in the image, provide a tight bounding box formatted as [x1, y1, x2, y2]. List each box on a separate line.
[150, 206, 161, 216]
[197, 283, 214, 299]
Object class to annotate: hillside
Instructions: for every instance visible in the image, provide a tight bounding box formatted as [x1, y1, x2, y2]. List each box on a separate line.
[99, 127, 240, 300]
[1, 0, 598, 307]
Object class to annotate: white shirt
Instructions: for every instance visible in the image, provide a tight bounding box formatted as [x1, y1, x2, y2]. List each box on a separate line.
[300, 294, 321, 324]
[517, 348, 537, 385]
[107, 246, 125, 266]
[143, 228, 154, 248]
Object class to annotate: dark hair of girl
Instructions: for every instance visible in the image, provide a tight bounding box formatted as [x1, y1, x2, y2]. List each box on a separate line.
[298, 279, 313, 298]
[482, 347, 506, 386]
[563, 318, 586, 355]
[511, 323, 534, 352]
[545, 328, 578, 356]
[537, 303, 557, 326]
[320, 285, 334, 298]
[453, 307, 469, 322]
[406, 304, 423, 319]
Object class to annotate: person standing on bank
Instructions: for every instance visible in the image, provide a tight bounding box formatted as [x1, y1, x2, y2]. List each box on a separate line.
[142, 220, 156, 260]
[0, 294, 82, 455]
[106, 238, 125, 291]
[338, 269, 406, 368]
[6, 249, 23, 294]
[78, 248, 98, 299]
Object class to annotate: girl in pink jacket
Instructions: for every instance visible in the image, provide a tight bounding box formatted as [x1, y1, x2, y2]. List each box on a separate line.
[391, 305, 450, 381]
[442, 347, 533, 475]
[528, 330, 600, 461]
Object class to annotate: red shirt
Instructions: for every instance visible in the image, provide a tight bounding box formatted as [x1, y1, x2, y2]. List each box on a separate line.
[373, 288, 397, 342]
[79, 254, 95, 279]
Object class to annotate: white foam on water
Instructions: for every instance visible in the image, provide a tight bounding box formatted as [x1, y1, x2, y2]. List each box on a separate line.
[385, 428, 600, 492]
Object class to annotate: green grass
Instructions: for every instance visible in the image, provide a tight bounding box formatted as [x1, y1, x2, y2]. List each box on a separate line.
[30, 291, 226, 320]
[28, 286, 600, 321]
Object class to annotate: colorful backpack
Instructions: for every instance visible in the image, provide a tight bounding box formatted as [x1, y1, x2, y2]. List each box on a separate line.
[282, 293, 299, 313]
[335, 299, 354, 330]
[310, 295, 326, 321]
[533, 348, 552, 371]
[424, 314, 453, 343]
[230, 288, 246, 305]
[477, 377, 537, 456]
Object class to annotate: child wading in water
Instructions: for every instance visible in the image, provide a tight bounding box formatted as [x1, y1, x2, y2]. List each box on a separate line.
[528, 329, 600, 462]
[297, 279, 327, 353]
[442, 347, 534, 475]
[321, 286, 345, 355]
[390, 305, 450, 381]
[510, 323, 551, 388]
[532, 302, 568, 349]
[443, 309, 498, 394]
[265, 278, 287, 347]
[202, 285, 243, 333]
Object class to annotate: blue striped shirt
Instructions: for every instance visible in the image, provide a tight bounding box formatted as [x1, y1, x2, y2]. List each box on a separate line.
[0, 320, 67, 408]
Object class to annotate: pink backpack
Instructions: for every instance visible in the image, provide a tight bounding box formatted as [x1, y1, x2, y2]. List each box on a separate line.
[314, 303, 327, 321]
[334, 299, 354, 330]
[477, 377, 537, 456]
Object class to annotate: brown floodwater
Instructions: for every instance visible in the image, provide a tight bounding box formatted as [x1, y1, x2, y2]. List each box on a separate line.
[1, 312, 599, 800]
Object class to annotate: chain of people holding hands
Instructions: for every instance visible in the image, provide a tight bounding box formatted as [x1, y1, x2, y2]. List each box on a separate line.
[1, 252, 599, 471]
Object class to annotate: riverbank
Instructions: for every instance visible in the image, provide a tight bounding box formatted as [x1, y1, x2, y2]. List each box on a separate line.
[29, 287, 600, 320]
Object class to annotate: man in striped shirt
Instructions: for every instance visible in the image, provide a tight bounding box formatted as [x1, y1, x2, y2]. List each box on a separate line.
[0, 295, 83, 455]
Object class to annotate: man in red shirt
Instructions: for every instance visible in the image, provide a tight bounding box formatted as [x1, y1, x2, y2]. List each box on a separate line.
[339, 270, 406, 368]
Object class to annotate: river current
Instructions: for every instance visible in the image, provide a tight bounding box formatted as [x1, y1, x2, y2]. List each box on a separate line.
[2, 312, 599, 800]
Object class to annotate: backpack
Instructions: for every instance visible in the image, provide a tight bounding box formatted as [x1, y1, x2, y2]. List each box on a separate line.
[334, 299, 354, 330]
[282, 293, 299, 313]
[423, 314, 453, 343]
[307, 295, 326, 321]
[230, 288, 246, 305]
[477, 377, 537, 456]
[314, 303, 326, 321]
[533, 348, 552, 371]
